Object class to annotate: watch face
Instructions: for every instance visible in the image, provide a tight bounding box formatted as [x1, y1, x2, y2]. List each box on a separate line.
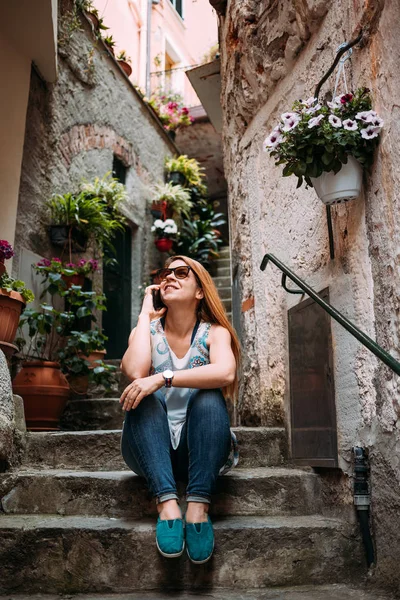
[163, 369, 174, 379]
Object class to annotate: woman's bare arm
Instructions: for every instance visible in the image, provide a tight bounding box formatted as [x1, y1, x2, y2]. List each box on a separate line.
[120, 285, 166, 380]
[120, 325, 236, 410]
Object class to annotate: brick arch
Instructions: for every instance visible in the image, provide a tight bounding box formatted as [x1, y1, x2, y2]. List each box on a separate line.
[59, 124, 139, 169]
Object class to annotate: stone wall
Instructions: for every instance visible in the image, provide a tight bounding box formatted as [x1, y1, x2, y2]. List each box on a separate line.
[216, 0, 400, 592]
[13, 0, 177, 325]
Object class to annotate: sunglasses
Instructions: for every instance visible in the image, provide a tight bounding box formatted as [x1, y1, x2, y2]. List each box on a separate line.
[156, 265, 197, 282]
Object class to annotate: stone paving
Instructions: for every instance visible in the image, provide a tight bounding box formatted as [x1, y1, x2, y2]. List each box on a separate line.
[0, 585, 395, 599]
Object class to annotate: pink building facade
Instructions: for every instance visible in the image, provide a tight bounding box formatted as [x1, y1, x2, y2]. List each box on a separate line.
[93, 0, 218, 106]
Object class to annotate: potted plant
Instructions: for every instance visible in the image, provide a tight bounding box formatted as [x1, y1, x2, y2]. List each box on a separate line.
[103, 35, 116, 55]
[13, 276, 107, 429]
[173, 204, 226, 269]
[58, 328, 116, 395]
[165, 155, 207, 197]
[47, 174, 127, 258]
[116, 50, 132, 77]
[150, 182, 192, 222]
[148, 90, 193, 137]
[13, 304, 75, 430]
[34, 257, 99, 290]
[151, 219, 178, 253]
[0, 241, 34, 348]
[263, 88, 384, 205]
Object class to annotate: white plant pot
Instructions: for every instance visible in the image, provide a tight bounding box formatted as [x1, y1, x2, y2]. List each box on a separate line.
[310, 155, 363, 205]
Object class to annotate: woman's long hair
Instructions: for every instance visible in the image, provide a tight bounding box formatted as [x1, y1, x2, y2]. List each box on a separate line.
[164, 255, 241, 402]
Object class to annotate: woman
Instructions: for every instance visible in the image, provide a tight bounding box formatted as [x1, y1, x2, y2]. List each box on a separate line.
[120, 255, 240, 564]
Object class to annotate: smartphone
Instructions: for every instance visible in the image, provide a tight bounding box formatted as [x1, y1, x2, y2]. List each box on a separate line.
[152, 289, 165, 311]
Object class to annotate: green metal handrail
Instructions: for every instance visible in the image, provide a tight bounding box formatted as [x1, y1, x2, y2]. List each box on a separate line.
[260, 253, 400, 376]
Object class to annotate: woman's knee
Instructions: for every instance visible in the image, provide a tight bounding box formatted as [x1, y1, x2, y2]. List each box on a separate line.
[187, 388, 227, 416]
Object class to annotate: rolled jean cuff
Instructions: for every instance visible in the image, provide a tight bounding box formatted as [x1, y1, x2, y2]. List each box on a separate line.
[186, 494, 211, 504]
[156, 492, 180, 505]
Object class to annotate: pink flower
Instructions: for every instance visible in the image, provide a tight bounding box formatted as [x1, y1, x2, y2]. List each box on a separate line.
[52, 257, 62, 263]
[78, 259, 87, 267]
[181, 107, 189, 115]
[88, 259, 99, 271]
[37, 258, 51, 267]
[0, 240, 14, 260]
[339, 93, 353, 104]
[65, 262, 76, 268]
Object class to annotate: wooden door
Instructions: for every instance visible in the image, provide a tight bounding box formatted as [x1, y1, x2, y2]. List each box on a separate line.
[288, 288, 338, 467]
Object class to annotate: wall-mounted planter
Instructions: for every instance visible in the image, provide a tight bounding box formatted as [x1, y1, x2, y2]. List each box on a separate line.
[117, 60, 132, 77]
[311, 156, 363, 205]
[49, 225, 88, 251]
[167, 171, 186, 186]
[155, 238, 173, 253]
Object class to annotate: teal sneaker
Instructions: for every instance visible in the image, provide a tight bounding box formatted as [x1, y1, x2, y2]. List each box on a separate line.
[155, 517, 185, 558]
[185, 515, 214, 564]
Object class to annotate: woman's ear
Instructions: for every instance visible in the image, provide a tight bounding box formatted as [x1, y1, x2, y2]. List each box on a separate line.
[196, 288, 204, 300]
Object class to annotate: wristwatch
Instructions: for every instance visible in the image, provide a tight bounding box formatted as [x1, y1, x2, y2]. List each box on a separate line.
[162, 369, 174, 388]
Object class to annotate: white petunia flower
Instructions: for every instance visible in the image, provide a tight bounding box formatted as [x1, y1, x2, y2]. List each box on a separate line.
[329, 114, 342, 128]
[164, 218, 176, 226]
[369, 116, 384, 128]
[305, 103, 321, 115]
[263, 131, 284, 150]
[360, 125, 380, 139]
[153, 219, 164, 228]
[343, 119, 358, 131]
[308, 114, 325, 128]
[327, 99, 341, 109]
[281, 112, 300, 122]
[151, 225, 156, 232]
[282, 116, 301, 132]
[303, 97, 318, 107]
[355, 110, 377, 123]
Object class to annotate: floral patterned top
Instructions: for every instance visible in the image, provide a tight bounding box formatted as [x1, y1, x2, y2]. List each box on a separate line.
[150, 317, 239, 475]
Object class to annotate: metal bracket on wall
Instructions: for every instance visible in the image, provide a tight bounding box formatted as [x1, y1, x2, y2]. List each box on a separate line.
[314, 30, 364, 261]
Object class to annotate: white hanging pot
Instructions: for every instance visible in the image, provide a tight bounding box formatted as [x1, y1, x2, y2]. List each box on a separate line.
[311, 155, 363, 205]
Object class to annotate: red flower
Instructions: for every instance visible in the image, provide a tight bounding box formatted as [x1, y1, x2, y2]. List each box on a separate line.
[340, 93, 353, 104]
[181, 107, 189, 115]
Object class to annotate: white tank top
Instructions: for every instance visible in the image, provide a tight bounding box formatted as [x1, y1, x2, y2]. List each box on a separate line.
[149, 317, 239, 475]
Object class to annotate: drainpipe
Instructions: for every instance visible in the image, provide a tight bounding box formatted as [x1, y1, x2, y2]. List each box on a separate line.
[145, 0, 153, 97]
[353, 446, 375, 568]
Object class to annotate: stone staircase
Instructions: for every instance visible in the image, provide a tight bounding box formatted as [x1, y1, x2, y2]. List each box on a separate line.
[0, 383, 385, 599]
[213, 246, 232, 318]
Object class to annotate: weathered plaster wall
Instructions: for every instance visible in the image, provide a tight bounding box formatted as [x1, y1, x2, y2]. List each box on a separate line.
[13, 0, 176, 327]
[216, 0, 400, 591]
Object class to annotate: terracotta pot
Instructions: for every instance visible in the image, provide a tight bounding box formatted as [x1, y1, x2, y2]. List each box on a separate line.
[61, 273, 85, 289]
[155, 238, 173, 253]
[78, 348, 106, 367]
[104, 42, 115, 56]
[117, 60, 132, 77]
[68, 374, 89, 395]
[85, 10, 99, 29]
[0, 289, 25, 344]
[13, 361, 70, 431]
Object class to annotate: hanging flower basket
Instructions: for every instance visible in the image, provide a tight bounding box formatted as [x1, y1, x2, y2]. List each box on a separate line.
[155, 238, 174, 253]
[311, 155, 363, 205]
[167, 171, 186, 186]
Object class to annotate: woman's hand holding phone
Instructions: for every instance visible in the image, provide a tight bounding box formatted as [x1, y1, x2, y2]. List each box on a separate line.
[140, 285, 166, 321]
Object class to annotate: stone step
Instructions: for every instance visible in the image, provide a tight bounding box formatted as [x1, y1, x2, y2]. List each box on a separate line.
[0, 467, 320, 518]
[216, 286, 232, 300]
[60, 398, 125, 430]
[218, 246, 231, 258]
[0, 514, 364, 593]
[213, 275, 231, 287]
[0, 587, 393, 600]
[22, 427, 287, 468]
[215, 265, 230, 278]
[215, 257, 230, 269]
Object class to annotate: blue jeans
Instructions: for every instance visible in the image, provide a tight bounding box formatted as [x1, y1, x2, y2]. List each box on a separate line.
[121, 388, 232, 504]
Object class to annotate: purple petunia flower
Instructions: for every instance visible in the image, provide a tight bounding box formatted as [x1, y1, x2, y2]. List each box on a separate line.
[88, 259, 99, 271]
[78, 259, 87, 267]
[329, 115, 342, 128]
[263, 131, 284, 150]
[37, 258, 51, 267]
